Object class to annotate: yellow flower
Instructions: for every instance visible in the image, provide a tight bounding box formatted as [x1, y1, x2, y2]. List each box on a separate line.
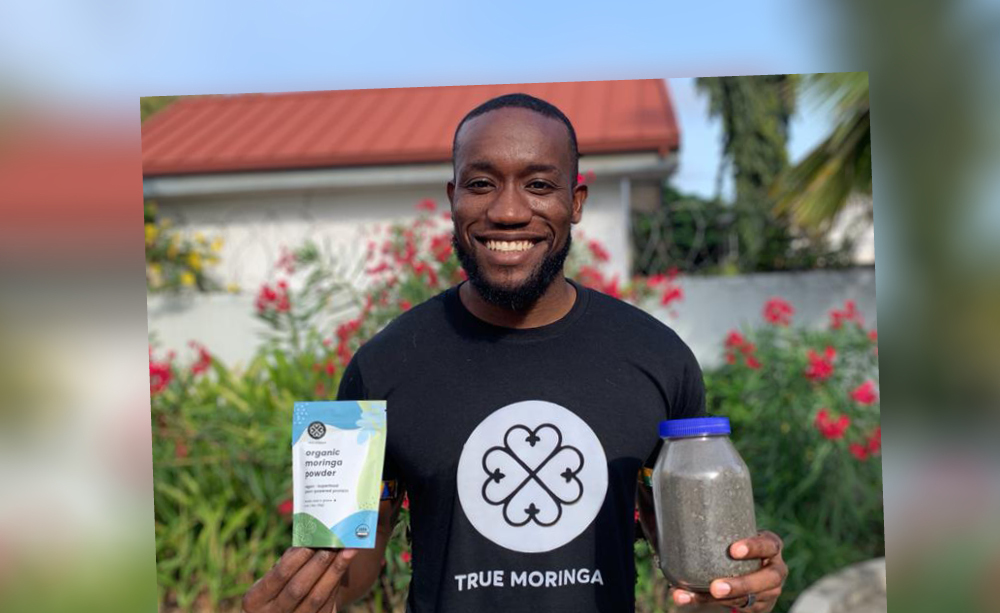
[180, 271, 196, 287]
[161, 218, 173, 229]
[195, 232, 207, 245]
[226, 282, 241, 294]
[144, 224, 158, 245]
[210, 237, 224, 253]
[148, 263, 163, 287]
[206, 255, 220, 265]
[167, 235, 180, 259]
[187, 252, 203, 271]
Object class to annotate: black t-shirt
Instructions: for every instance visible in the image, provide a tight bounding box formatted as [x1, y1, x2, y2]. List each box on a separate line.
[337, 279, 706, 613]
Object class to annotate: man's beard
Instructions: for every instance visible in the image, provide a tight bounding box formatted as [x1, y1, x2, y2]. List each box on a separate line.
[453, 232, 572, 311]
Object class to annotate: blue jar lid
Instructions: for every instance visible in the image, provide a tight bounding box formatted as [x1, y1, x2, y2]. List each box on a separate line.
[659, 416, 731, 438]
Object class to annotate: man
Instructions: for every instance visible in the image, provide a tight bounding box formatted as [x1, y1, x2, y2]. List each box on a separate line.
[242, 93, 787, 613]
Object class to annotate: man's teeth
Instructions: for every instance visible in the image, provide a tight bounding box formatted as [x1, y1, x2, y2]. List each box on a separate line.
[485, 240, 534, 252]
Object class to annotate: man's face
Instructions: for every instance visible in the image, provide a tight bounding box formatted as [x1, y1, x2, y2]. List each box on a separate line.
[447, 108, 587, 309]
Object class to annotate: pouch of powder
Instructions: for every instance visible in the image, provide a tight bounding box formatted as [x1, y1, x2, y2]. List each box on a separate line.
[292, 400, 386, 548]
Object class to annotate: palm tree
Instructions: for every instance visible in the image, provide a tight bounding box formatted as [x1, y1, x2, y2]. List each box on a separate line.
[140, 96, 179, 122]
[772, 73, 871, 232]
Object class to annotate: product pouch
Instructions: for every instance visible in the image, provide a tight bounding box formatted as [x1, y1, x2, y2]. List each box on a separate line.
[292, 400, 386, 548]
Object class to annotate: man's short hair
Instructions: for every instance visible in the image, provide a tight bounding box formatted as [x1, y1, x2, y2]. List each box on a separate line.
[452, 93, 580, 185]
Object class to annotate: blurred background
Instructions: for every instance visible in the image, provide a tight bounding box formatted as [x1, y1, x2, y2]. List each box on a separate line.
[1, 0, 998, 612]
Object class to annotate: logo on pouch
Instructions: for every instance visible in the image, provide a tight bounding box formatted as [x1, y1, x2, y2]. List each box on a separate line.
[308, 421, 326, 439]
[355, 524, 370, 539]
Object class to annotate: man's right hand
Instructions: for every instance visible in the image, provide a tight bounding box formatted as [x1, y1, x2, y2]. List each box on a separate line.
[242, 547, 358, 613]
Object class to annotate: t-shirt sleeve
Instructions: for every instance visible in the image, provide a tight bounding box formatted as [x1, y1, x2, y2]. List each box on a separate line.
[336, 353, 402, 499]
[642, 343, 708, 473]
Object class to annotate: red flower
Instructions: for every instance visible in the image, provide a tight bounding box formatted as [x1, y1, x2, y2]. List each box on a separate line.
[603, 275, 622, 300]
[336, 342, 352, 367]
[431, 234, 453, 263]
[851, 380, 878, 405]
[634, 508, 640, 522]
[805, 347, 836, 381]
[324, 360, 336, 377]
[830, 299, 864, 330]
[868, 329, 878, 343]
[849, 443, 870, 461]
[315, 382, 326, 397]
[867, 426, 881, 455]
[336, 318, 362, 342]
[814, 408, 850, 440]
[277, 499, 293, 516]
[745, 355, 762, 370]
[400, 300, 412, 311]
[725, 352, 738, 365]
[402, 495, 410, 510]
[588, 240, 610, 263]
[255, 282, 291, 314]
[189, 341, 212, 376]
[149, 360, 172, 395]
[725, 330, 746, 348]
[401, 551, 412, 564]
[174, 441, 188, 459]
[416, 199, 437, 212]
[413, 261, 439, 286]
[400, 240, 417, 265]
[660, 285, 683, 307]
[576, 265, 604, 289]
[366, 262, 391, 275]
[763, 298, 795, 326]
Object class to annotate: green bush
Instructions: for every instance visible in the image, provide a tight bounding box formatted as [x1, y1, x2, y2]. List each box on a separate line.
[151, 201, 880, 613]
[703, 298, 883, 610]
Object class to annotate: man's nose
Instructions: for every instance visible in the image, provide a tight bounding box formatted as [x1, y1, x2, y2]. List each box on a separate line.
[486, 182, 532, 226]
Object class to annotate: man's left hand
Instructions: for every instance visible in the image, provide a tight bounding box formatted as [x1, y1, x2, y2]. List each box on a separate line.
[670, 531, 787, 612]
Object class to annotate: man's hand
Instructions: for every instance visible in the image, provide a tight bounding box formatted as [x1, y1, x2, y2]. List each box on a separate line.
[670, 531, 787, 612]
[241, 547, 358, 613]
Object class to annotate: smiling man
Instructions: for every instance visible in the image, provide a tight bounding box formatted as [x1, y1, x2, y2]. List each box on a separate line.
[241, 93, 787, 613]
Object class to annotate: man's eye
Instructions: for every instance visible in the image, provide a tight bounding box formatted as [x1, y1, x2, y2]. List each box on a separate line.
[528, 181, 554, 190]
[466, 180, 492, 189]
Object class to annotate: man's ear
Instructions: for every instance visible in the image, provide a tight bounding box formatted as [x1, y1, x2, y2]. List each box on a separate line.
[571, 183, 587, 224]
[447, 181, 456, 206]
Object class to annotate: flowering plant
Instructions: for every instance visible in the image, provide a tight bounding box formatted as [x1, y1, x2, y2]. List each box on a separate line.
[703, 297, 882, 608]
[144, 200, 226, 293]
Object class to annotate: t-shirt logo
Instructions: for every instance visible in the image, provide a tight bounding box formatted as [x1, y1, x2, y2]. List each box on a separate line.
[482, 423, 584, 527]
[457, 400, 608, 553]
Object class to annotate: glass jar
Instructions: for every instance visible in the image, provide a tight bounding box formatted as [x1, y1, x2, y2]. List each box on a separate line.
[651, 416, 758, 591]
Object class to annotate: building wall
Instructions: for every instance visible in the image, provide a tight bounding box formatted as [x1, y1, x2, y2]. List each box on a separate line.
[148, 267, 876, 371]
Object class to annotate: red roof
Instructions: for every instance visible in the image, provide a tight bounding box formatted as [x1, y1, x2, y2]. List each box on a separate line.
[142, 80, 679, 176]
